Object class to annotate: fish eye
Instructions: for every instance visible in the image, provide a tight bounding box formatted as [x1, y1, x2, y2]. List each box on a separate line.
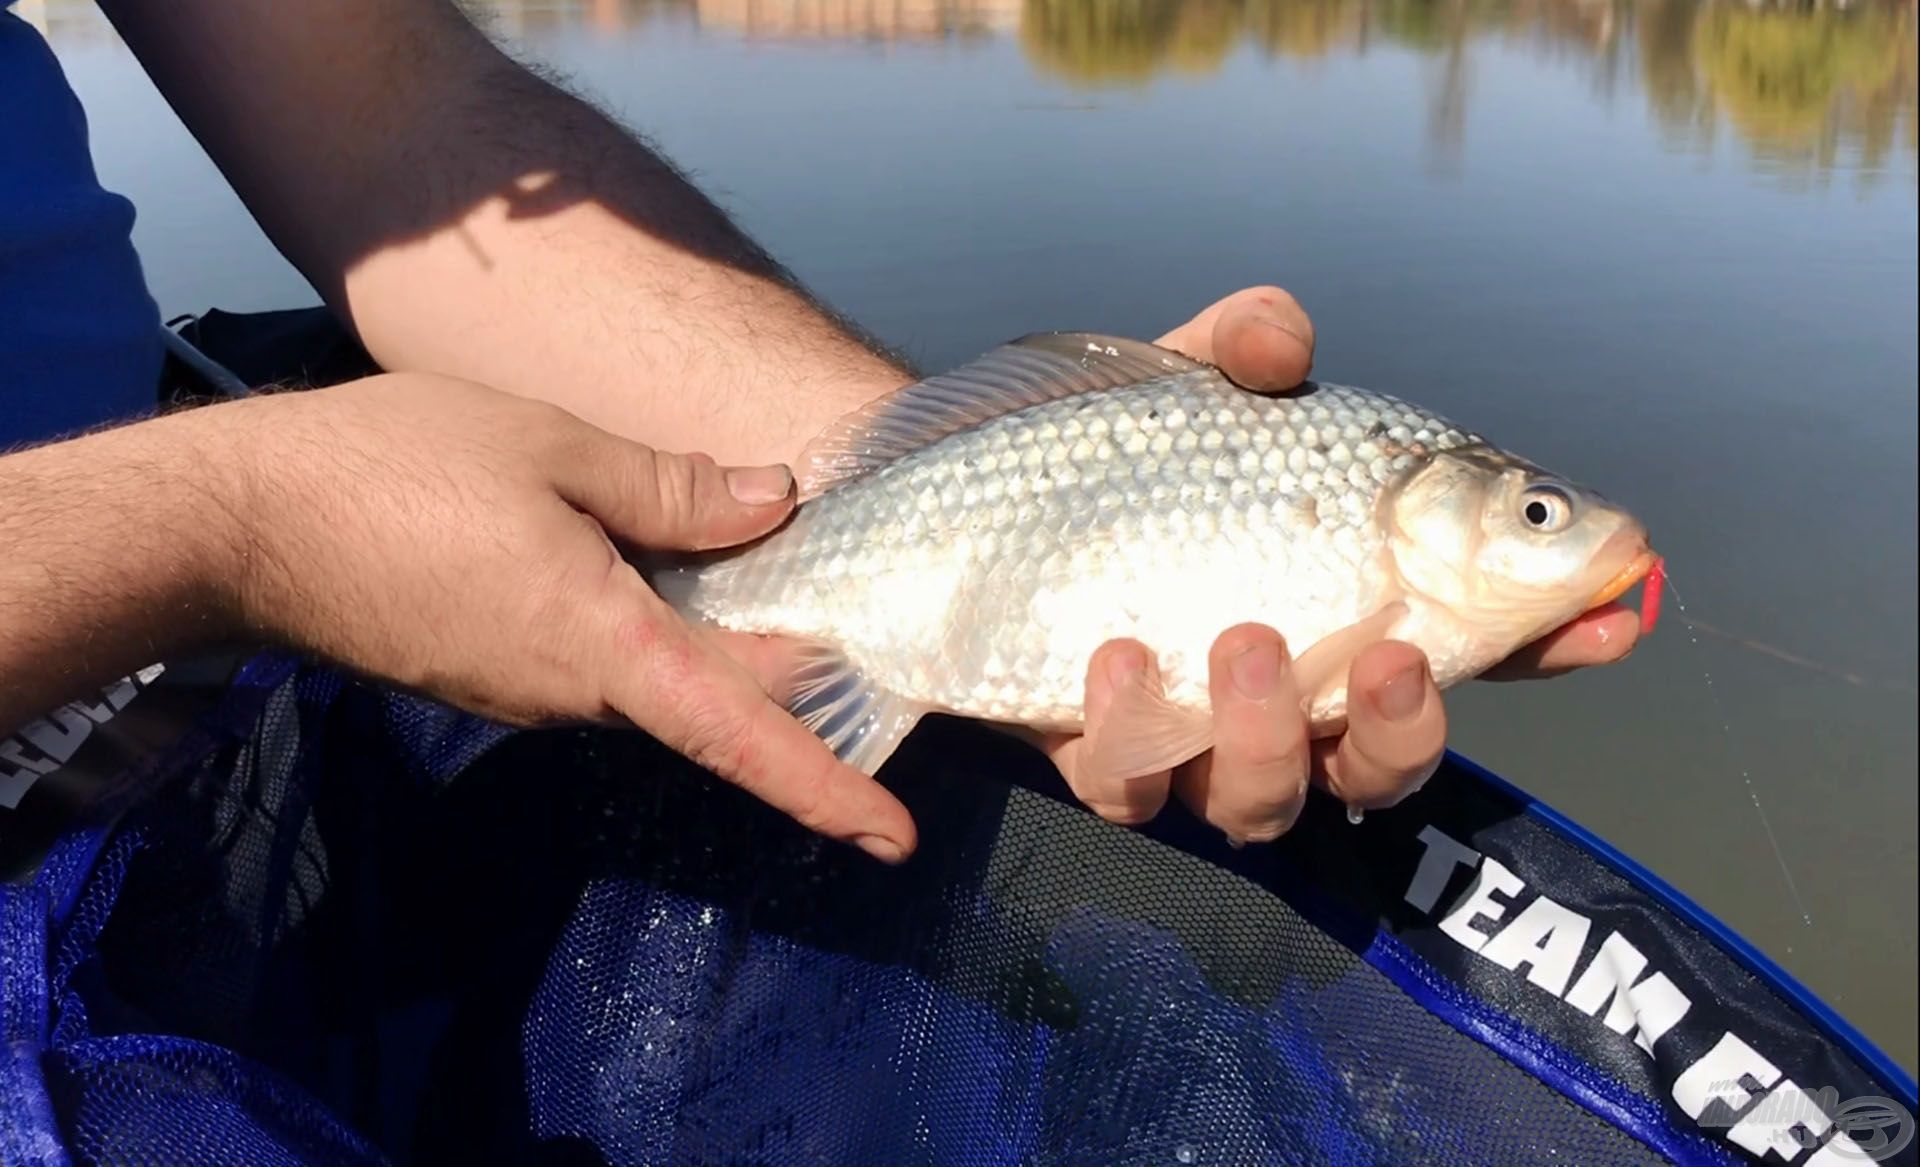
[1520, 484, 1575, 532]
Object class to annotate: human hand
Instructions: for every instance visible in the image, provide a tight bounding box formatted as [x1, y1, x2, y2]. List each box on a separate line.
[222, 373, 916, 863]
[1040, 287, 1640, 842]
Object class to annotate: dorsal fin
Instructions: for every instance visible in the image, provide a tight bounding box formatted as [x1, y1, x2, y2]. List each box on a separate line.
[795, 332, 1207, 499]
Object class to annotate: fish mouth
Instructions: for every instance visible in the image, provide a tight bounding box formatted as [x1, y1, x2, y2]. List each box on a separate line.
[1585, 544, 1659, 612]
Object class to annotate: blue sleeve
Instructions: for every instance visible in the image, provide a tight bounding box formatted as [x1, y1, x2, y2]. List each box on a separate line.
[1, 9, 166, 451]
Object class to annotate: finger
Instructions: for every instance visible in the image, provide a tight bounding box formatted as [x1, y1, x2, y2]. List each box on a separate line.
[1314, 641, 1447, 810]
[602, 582, 917, 863]
[1481, 604, 1640, 681]
[1155, 285, 1316, 392]
[1053, 640, 1175, 826]
[1173, 624, 1311, 843]
[552, 429, 796, 552]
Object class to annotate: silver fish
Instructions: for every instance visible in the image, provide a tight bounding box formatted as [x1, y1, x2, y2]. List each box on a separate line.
[655, 333, 1655, 778]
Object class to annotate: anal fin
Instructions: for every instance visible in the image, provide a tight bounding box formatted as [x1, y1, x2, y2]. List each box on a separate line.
[1292, 601, 1410, 728]
[785, 643, 927, 776]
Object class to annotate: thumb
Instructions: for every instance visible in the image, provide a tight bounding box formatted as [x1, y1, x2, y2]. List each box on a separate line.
[1156, 285, 1315, 393]
[552, 429, 797, 552]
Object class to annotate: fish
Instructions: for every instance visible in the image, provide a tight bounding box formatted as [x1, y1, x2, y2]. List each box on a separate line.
[651, 332, 1657, 780]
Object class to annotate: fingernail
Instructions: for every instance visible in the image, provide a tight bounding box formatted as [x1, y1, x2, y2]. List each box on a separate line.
[1229, 642, 1281, 699]
[1107, 645, 1148, 689]
[726, 464, 793, 505]
[1374, 661, 1429, 722]
[855, 834, 907, 864]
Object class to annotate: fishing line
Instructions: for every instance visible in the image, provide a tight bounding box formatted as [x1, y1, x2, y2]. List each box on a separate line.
[1664, 574, 1814, 938]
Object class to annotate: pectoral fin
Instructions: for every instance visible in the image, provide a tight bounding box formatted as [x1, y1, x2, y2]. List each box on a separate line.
[1080, 679, 1214, 781]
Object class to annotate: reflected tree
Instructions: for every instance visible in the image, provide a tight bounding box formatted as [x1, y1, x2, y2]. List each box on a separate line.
[1020, 0, 1245, 83]
[1007, 0, 1915, 186]
[1690, 3, 1915, 184]
[1240, 0, 1351, 60]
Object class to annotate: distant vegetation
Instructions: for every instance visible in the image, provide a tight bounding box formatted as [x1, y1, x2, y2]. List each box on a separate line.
[1016, 0, 1916, 184]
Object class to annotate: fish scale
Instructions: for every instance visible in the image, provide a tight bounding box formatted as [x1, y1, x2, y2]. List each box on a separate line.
[655, 332, 1651, 778]
[674, 367, 1478, 721]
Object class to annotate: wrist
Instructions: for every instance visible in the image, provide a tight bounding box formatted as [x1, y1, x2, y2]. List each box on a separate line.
[154, 395, 285, 650]
[0, 399, 275, 732]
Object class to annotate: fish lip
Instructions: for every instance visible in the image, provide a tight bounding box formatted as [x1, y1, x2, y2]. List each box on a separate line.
[1586, 544, 1659, 612]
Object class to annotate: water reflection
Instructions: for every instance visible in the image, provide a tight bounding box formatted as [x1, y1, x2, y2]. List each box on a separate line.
[1683, 3, 1916, 178]
[33, 0, 1911, 185]
[1013, 0, 1917, 186]
[690, 0, 1020, 39]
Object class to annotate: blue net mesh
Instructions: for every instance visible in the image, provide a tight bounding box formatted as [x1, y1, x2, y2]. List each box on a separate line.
[45, 1034, 385, 1167]
[0, 656, 1696, 1166]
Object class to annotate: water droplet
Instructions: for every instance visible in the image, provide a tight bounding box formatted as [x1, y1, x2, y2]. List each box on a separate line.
[1174, 1144, 1198, 1165]
[1346, 805, 1365, 825]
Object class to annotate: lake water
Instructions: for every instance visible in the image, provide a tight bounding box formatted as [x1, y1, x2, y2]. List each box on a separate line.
[33, 0, 1917, 1074]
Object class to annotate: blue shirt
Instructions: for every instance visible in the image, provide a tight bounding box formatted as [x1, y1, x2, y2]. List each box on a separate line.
[1, 5, 164, 450]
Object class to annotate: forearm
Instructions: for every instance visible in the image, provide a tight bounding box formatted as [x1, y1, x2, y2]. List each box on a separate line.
[0, 409, 247, 735]
[99, 0, 911, 466]
[339, 53, 913, 466]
